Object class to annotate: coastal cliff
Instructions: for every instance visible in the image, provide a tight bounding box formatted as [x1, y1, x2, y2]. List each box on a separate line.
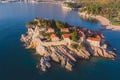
[21, 18, 116, 71]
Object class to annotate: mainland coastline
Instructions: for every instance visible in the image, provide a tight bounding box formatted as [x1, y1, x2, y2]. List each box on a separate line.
[59, 1, 120, 31]
[62, 4, 120, 31]
[79, 12, 120, 31]
[20, 18, 116, 72]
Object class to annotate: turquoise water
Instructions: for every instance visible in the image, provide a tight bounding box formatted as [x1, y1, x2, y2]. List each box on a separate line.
[0, 3, 120, 80]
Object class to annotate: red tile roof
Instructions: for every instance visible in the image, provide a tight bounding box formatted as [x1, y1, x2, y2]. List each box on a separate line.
[62, 33, 71, 38]
[50, 34, 56, 38]
[61, 28, 69, 32]
[48, 27, 54, 30]
[87, 37, 100, 42]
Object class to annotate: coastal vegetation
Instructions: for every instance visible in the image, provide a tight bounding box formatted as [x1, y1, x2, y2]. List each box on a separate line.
[63, 2, 81, 9]
[71, 30, 77, 41]
[71, 43, 84, 49]
[80, 2, 120, 25]
[80, 0, 120, 25]
[55, 20, 69, 29]
[26, 22, 37, 27]
[63, 0, 120, 25]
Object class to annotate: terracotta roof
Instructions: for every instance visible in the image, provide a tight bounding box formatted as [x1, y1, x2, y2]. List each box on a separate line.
[62, 33, 71, 38]
[48, 27, 54, 30]
[87, 37, 100, 42]
[50, 34, 56, 38]
[61, 28, 69, 32]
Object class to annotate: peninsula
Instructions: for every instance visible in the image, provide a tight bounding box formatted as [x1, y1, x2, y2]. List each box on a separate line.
[21, 18, 116, 71]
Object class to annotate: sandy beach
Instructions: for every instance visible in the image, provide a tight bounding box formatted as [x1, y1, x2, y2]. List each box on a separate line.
[79, 12, 120, 31]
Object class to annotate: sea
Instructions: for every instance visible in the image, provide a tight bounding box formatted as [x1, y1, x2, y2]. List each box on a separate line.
[0, 3, 120, 80]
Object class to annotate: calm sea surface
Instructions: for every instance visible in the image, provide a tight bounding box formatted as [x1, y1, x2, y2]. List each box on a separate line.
[0, 3, 120, 80]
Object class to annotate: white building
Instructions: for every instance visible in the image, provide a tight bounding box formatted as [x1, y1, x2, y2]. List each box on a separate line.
[50, 34, 59, 42]
[62, 34, 71, 45]
[86, 37, 100, 47]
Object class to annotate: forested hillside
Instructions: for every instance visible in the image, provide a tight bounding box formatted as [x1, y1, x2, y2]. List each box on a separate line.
[68, 0, 120, 25]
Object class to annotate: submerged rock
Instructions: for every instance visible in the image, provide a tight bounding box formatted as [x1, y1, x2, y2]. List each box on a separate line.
[39, 57, 51, 71]
[65, 59, 73, 71]
[88, 45, 116, 59]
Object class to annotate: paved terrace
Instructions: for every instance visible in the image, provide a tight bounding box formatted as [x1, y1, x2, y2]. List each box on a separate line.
[35, 38, 68, 46]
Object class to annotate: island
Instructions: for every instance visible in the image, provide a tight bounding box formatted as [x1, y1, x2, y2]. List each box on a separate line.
[20, 18, 116, 71]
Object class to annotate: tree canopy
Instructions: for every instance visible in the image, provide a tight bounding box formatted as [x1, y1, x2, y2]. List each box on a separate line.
[71, 30, 77, 41]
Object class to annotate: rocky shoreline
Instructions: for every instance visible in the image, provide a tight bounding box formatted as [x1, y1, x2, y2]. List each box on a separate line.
[61, 4, 73, 10]
[78, 12, 120, 31]
[21, 18, 116, 71]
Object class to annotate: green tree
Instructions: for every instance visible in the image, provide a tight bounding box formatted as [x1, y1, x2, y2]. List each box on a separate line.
[71, 30, 77, 41]
[55, 21, 64, 29]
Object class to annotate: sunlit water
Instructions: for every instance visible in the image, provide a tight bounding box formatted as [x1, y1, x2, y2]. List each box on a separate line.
[0, 3, 120, 80]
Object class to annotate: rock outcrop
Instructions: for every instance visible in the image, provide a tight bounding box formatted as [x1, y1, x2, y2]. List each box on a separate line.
[21, 34, 116, 71]
[86, 44, 116, 59]
[37, 57, 51, 71]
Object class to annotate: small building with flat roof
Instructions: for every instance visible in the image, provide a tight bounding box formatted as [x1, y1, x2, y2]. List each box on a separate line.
[61, 28, 69, 32]
[50, 34, 59, 41]
[86, 37, 100, 47]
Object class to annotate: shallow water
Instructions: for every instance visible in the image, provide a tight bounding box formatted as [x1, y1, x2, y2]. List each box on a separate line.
[0, 3, 120, 80]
